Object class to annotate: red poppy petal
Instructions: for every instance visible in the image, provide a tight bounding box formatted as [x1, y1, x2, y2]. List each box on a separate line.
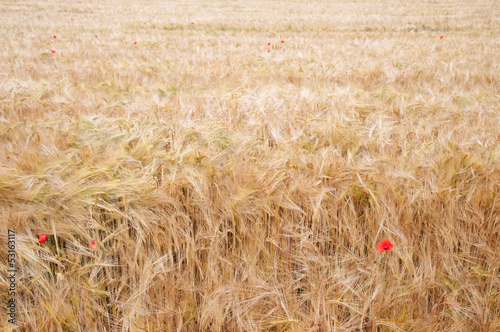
[39, 234, 48, 244]
[377, 240, 393, 252]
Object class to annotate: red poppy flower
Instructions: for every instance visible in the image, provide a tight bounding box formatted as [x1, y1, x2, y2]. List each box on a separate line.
[191, 22, 194, 24]
[377, 240, 393, 252]
[268, 42, 271, 46]
[281, 40, 284, 43]
[267, 49, 270, 53]
[133, 41, 137, 44]
[39, 234, 48, 244]
[90, 240, 96, 249]
[51, 50, 56, 53]
[440, 35, 443, 39]
[53, 35, 57, 39]
[95, 34, 98, 38]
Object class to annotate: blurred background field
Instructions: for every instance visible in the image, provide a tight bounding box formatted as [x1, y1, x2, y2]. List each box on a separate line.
[0, 0, 499, 330]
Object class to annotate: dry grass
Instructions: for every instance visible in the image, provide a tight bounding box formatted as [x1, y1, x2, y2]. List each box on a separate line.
[0, 0, 499, 331]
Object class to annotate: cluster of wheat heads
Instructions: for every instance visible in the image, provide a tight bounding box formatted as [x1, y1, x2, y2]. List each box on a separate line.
[0, 0, 499, 331]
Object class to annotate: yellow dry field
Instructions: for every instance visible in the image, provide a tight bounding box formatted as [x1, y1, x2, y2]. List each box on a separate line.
[1, 0, 499, 331]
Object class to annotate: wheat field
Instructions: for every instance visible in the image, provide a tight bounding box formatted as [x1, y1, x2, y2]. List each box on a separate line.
[0, 0, 499, 331]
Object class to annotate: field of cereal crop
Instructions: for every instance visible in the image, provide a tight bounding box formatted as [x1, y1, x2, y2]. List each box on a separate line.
[1, 0, 499, 330]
